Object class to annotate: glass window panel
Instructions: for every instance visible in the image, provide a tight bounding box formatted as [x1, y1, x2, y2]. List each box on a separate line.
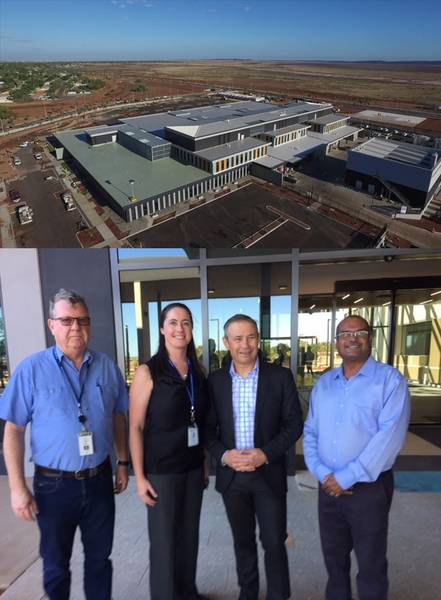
[298, 294, 346, 386]
[207, 263, 291, 372]
[335, 290, 392, 365]
[120, 267, 201, 383]
[118, 248, 198, 263]
[394, 288, 441, 424]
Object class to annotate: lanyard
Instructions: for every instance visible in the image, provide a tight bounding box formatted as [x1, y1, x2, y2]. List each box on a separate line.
[53, 349, 90, 428]
[169, 358, 196, 425]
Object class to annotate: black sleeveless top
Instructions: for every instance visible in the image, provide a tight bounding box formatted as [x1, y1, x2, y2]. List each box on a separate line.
[143, 354, 208, 475]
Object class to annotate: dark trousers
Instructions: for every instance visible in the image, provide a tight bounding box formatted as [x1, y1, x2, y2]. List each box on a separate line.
[318, 470, 394, 600]
[33, 462, 115, 600]
[147, 466, 205, 600]
[222, 471, 290, 600]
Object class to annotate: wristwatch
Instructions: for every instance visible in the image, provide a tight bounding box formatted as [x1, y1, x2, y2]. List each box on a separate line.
[116, 459, 130, 467]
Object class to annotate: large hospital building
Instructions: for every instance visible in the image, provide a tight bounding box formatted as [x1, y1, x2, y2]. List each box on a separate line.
[54, 100, 360, 222]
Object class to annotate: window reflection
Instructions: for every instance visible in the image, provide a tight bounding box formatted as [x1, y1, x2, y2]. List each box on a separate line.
[120, 268, 202, 382]
[394, 289, 441, 424]
[207, 263, 291, 372]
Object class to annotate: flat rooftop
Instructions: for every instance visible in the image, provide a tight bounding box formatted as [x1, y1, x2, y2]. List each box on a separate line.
[55, 130, 208, 209]
[351, 137, 440, 169]
[254, 155, 285, 168]
[121, 100, 331, 141]
[352, 110, 425, 127]
[118, 124, 170, 148]
[164, 101, 331, 140]
[87, 125, 120, 137]
[307, 125, 361, 143]
[309, 113, 349, 125]
[196, 137, 269, 162]
[265, 123, 309, 138]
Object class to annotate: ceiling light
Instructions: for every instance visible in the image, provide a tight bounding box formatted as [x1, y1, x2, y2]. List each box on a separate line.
[382, 301, 391, 306]
[430, 290, 441, 296]
[309, 304, 316, 309]
[342, 293, 350, 300]
[279, 284, 287, 290]
[419, 299, 432, 305]
[354, 297, 364, 304]
[208, 289, 215, 294]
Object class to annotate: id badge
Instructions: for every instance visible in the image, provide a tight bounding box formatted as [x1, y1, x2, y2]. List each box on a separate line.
[187, 425, 199, 447]
[78, 431, 94, 456]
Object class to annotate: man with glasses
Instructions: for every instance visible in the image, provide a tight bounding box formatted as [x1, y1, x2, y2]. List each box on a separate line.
[0, 289, 129, 600]
[303, 315, 410, 600]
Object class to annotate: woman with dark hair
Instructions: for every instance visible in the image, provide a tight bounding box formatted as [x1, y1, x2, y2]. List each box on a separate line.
[130, 303, 208, 600]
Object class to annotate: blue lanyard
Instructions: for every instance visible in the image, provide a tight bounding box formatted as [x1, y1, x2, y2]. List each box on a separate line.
[168, 358, 196, 424]
[53, 348, 90, 426]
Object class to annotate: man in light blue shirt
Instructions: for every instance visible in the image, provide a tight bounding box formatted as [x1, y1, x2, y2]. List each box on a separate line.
[304, 315, 410, 600]
[0, 289, 129, 600]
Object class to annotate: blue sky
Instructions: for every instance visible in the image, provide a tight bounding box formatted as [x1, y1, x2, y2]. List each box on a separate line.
[1, 0, 440, 62]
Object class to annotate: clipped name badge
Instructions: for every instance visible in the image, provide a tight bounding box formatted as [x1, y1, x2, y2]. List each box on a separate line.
[78, 431, 94, 456]
[187, 426, 199, 447]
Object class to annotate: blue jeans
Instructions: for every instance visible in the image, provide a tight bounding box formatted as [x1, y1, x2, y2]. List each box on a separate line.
[33, 462, 115, 600]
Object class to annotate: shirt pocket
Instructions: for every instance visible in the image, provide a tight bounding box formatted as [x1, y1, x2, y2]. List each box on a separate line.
[94, 383, 118, 415]
[350, 399, 379, 434]
[33, 387, 73, 419]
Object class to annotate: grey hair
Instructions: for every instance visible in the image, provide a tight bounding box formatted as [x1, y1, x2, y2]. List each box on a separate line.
[49, 288, 88, 318]
[223, 314, 259, 337]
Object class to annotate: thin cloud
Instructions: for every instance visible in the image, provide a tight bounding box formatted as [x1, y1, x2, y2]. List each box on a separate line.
[111, 0, 154, 7]
[1, 35, 32, 45]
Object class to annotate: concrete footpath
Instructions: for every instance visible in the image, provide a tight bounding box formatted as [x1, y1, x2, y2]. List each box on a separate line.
[1, 474, 440, 600]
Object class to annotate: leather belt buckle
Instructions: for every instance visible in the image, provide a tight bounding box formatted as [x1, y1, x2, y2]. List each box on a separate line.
[74, 470, 87, 480]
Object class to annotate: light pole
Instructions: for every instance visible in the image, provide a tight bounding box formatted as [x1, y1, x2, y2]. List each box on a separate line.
[129, 178, 137, 202]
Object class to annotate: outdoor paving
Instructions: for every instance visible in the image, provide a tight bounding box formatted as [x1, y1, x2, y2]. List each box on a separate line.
[128, 183, 370, 249]
[1, 469, 440, 600]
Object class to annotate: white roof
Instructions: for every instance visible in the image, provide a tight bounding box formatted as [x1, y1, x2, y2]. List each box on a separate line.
[351, 137, 439, 169]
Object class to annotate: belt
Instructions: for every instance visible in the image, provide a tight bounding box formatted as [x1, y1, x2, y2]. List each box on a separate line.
[35, 457, 110, 480]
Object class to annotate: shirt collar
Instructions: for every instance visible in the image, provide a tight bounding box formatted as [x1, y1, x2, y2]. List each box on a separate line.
[54, 345, 92, 367]
[334, 355, 375, 380]
[229, 357, 259, 379]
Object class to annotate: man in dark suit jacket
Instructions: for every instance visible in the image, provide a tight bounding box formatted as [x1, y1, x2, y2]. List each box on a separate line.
[206, 314, 303, 600]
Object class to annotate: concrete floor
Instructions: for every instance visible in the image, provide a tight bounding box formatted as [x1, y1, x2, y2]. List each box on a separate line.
[1, 472, 440, 600]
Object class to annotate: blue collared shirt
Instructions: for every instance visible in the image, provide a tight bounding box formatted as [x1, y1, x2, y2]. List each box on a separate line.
[303, 356, 410, 490]
[230, 359, 259, 450]
[0, 346, 128, 471]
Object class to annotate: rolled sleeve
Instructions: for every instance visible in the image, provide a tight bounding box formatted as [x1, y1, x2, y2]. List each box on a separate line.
[0, 362, 33, 427]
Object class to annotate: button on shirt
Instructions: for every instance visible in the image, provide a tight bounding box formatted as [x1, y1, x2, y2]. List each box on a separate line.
[303, 356, 410, 490]
[0, 346, 128, 472]
[230, 359, 259, 450]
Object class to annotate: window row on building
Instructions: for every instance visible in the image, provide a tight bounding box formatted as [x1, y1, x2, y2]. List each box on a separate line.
[214, 146, 269, 174]
[126, 166, 251, 221]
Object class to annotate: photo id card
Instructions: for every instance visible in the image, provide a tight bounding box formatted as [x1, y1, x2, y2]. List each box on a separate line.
[78, 431, 94, 456]
[187, 425, 199, 447]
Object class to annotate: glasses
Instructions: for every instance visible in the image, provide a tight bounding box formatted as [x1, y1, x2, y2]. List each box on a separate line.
[52, 317, 91, 327]
[336, 330, 370, 340]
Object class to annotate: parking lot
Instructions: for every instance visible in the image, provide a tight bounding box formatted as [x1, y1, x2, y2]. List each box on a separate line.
[6, 148, 82, 247]
[128, 182, 373, 248]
